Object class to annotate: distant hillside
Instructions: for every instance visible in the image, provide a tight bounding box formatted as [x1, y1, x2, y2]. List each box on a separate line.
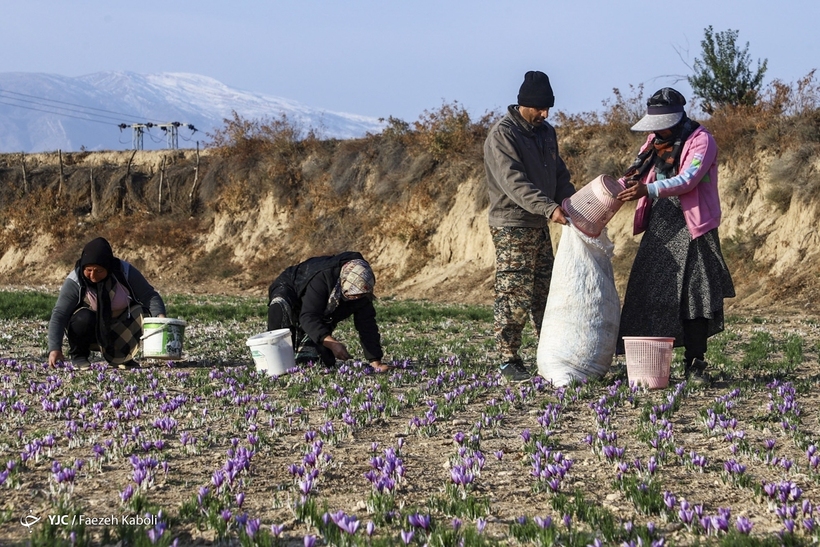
[0, 71, 386, 153]
[0, 102, 818, 316]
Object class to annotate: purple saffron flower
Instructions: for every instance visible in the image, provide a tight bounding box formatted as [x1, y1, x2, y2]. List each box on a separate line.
[534, 516, 552, 529]
[366, 521, 376, 537]
[400, 529, 414, 544]
[147, 526, 163, 544]
[299, 477, 314, 496]
[408, 513, 431, 530]
[245, 518, 260, 538]
[120, 484, 134, 503]
[337, 514, 360, 535]
[476, 518, 487, 533]
[303, 535, 317, 547]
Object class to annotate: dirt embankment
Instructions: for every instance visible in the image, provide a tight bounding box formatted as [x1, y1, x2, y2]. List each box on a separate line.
[0, 131, 818, 316]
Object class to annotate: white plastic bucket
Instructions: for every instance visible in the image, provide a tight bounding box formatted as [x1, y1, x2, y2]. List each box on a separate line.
[246, 329, 296, 376]
[141, 318, 187, 360]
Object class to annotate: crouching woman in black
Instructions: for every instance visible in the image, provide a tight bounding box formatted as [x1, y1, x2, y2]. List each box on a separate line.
[267, 252, 389, 372]
[47, 237, 167, 369]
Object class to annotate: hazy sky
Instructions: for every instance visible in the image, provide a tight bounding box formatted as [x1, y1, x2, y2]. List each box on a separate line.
[2, 0, 818, 122]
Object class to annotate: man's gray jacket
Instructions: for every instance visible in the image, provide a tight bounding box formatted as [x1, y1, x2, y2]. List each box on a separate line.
[484, 105, 575, 227]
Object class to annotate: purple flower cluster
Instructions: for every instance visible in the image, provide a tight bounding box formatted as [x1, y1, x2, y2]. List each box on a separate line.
[210, 442, 256, 495]
[129, 454, 160, 490]
[365, 443, 405, 495]
[807, 445, 820, 471]
[328, 509, 360, 534]
[50, 459, 80, 492]
[766, 380, 801, 432]
[530, 446, 572, 492]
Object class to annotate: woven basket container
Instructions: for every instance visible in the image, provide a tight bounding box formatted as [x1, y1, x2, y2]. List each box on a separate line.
[623, 336, 674, 389]
[562, 174, 624, 237]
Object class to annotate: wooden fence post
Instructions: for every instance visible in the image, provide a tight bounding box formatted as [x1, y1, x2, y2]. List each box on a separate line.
[158, 155, 166, 213]
[122, 149, 137, 214]
[21, 153, 28, 194]
[188, 142, 200, 212]
[90, 167, 98, 218]
[57, 149, 64, 201]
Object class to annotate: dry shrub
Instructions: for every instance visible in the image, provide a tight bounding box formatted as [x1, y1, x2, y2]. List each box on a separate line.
[329, 139, 374, 195]
[411, 101, 495, 163]
[213, 176, 256, 215]
[187, 245, 243, 282]
[721, 229, 770, 279]
[764, 183, 794, 213]
[0, 187, 75, 249]
[376, 116, 412, 145]
[207, 111, 320, 203]
[556, 86, 646, 184]
[711, 71, 820, 167]
[106, 215, 201, 250]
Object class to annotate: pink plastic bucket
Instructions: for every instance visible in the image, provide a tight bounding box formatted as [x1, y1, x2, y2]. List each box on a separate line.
[623, 336, 675, 389]
[562, 174, 624, 237]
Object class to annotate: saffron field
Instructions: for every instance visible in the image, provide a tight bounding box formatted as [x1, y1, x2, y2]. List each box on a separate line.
[1, 291, 819, 546]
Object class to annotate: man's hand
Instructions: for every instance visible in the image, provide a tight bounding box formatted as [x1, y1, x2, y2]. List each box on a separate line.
[550, 207, 569, 225]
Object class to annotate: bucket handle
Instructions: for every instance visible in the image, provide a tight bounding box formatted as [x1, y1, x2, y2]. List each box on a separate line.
[140, 329, 163, 341]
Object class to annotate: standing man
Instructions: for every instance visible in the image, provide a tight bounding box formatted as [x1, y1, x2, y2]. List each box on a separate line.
[483, 70, 575, 382]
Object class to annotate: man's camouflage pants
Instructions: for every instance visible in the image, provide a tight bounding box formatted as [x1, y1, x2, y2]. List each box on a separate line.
[490, 226, 554, 363]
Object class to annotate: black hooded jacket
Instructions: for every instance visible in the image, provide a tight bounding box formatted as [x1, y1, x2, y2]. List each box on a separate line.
[268, 252, 383, 362]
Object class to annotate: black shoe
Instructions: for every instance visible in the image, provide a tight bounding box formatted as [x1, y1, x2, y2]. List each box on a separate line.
[70, 355, 91, 368]
[500, 360, 531, 382]
[685, 358, 710, 387]
[117, 359, 141, 370]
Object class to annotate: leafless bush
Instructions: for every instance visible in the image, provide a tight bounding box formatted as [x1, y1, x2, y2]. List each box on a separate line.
[411, 101, 495, 163]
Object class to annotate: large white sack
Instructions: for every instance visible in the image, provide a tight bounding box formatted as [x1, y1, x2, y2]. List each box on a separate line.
[537, 222, 620, 386]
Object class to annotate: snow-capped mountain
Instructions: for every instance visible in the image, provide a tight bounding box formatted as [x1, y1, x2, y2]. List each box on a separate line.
[0, 72, 386, 153]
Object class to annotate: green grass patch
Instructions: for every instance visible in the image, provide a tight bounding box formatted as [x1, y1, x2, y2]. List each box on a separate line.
[374, 298, 491, 323]
[0, 290, 56, 321]
[163, 293, 267, 322]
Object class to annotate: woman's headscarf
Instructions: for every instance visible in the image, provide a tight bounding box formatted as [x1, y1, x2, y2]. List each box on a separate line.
[79, 237, 116, 272]
[325, 259, 375, 315]
[624, 117, 700, 181]
[77, 238, 133, 361]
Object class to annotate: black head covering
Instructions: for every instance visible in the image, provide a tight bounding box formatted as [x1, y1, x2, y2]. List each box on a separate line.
[517, 71, 555, 108]
[79, 237, 116, 271]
